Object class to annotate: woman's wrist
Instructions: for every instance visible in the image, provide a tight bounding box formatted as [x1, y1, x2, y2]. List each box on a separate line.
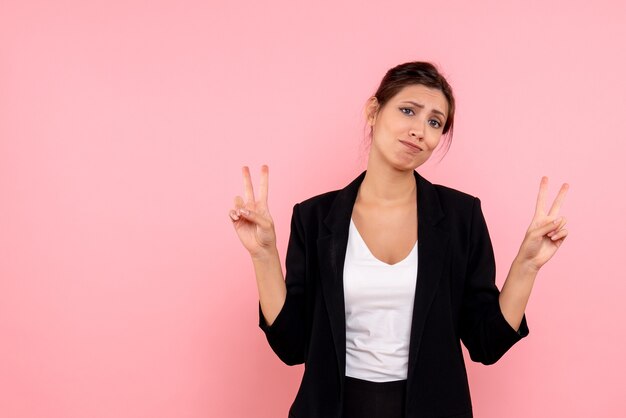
[251, 245, 280, 263]
[512, 254, 541, 276]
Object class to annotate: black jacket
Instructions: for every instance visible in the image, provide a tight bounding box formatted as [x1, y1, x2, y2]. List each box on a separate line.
[259, 170, 529, 418]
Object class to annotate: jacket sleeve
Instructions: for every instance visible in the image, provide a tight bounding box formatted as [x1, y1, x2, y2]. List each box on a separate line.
[258, 203, 306, 366]
[459, 197, 529, 365]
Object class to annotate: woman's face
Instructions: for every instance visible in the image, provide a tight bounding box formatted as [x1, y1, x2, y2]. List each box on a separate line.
[366, 84, 449, 171]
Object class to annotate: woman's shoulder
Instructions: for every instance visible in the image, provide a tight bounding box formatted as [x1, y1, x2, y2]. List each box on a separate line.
[432, 183, 478, 204]
[428, 182, 482, 220]
[294, 189, 342, 213]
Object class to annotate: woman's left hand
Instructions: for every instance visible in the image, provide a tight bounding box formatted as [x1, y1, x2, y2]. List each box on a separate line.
[516, 177, 569, 272]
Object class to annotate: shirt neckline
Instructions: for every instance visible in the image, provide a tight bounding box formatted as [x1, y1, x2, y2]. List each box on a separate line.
[349, 218, 417, 267]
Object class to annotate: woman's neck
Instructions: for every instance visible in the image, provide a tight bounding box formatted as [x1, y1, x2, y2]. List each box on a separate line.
[359, 158, 416, 206]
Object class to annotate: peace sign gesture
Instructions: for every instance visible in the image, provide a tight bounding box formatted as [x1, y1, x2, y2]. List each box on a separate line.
[516, 177, 570, 271]
[229, 165, 277, 259]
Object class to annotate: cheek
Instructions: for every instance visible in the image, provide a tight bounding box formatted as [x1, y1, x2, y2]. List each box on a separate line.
[382, 117, 410, 137]
[428, 131, 443, 147]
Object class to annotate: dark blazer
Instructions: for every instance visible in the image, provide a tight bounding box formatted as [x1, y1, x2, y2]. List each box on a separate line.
[259, 170, 529, 418]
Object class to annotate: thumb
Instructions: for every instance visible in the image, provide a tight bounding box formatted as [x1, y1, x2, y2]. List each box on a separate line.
[533, 217, 563, 237]
[238, 208, 272, 230]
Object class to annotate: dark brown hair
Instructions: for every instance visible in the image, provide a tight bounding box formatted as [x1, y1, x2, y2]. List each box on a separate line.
[366, 61, 455, 155]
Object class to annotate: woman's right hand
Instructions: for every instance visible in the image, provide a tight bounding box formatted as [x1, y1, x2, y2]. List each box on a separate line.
[229, 165, 277, 259]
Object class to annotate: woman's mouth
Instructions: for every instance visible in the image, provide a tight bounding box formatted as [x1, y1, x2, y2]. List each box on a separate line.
[399, 140, 422, 153]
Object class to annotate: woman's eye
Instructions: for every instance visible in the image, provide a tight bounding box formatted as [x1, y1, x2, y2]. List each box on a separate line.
[400, 107, 414, 116]
[429, 119, 442, 128]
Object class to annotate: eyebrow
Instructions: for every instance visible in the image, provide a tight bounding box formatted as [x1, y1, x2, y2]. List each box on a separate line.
[400, 101, 447, 119]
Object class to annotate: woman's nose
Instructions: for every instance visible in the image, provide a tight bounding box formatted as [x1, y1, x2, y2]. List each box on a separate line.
[409, 123, 425, 140]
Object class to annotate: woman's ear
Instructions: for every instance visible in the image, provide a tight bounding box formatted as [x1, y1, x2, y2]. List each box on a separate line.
[364, 96, 379, 126]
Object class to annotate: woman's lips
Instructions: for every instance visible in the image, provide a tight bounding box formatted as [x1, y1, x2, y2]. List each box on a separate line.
[399, 140, 422, 153]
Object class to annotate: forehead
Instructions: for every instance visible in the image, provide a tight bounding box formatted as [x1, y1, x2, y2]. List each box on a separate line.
[391, 84, 448, 116]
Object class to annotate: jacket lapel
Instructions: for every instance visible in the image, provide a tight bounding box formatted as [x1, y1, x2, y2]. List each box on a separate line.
[316, 171, 365, 384]
[406, 173, 449, 383]
[316, 170, 449, 386]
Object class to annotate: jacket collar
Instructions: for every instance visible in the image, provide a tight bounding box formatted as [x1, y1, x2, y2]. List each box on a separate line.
[316, 169, 449, 391]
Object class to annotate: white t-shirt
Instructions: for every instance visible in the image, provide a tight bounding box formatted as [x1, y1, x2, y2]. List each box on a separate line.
[343, 218, 418, 382]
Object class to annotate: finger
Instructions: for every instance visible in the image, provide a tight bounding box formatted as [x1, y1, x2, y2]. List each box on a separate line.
[238, 208, 272, 229]
[535, 217, 563, 237]
[234, 195, 245, 209]
[229, 209, 240, 222]
[259, 164, 269, 204]
[550, 228, 568, 241]
[548, 183, 570, 217]
[534, 176, 549, 215]
[242, 166, 256, 203]
[547, 217, 567, 237]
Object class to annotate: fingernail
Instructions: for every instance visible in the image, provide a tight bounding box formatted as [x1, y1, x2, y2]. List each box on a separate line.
[553, 218, 562, 225]
[240, 208, 249, 216]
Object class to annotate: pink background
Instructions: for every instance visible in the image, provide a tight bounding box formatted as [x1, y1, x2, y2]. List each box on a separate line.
[1, 1, 625, 417]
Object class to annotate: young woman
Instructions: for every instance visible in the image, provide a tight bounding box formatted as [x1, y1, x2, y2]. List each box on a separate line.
[228, 61, 569, 418]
